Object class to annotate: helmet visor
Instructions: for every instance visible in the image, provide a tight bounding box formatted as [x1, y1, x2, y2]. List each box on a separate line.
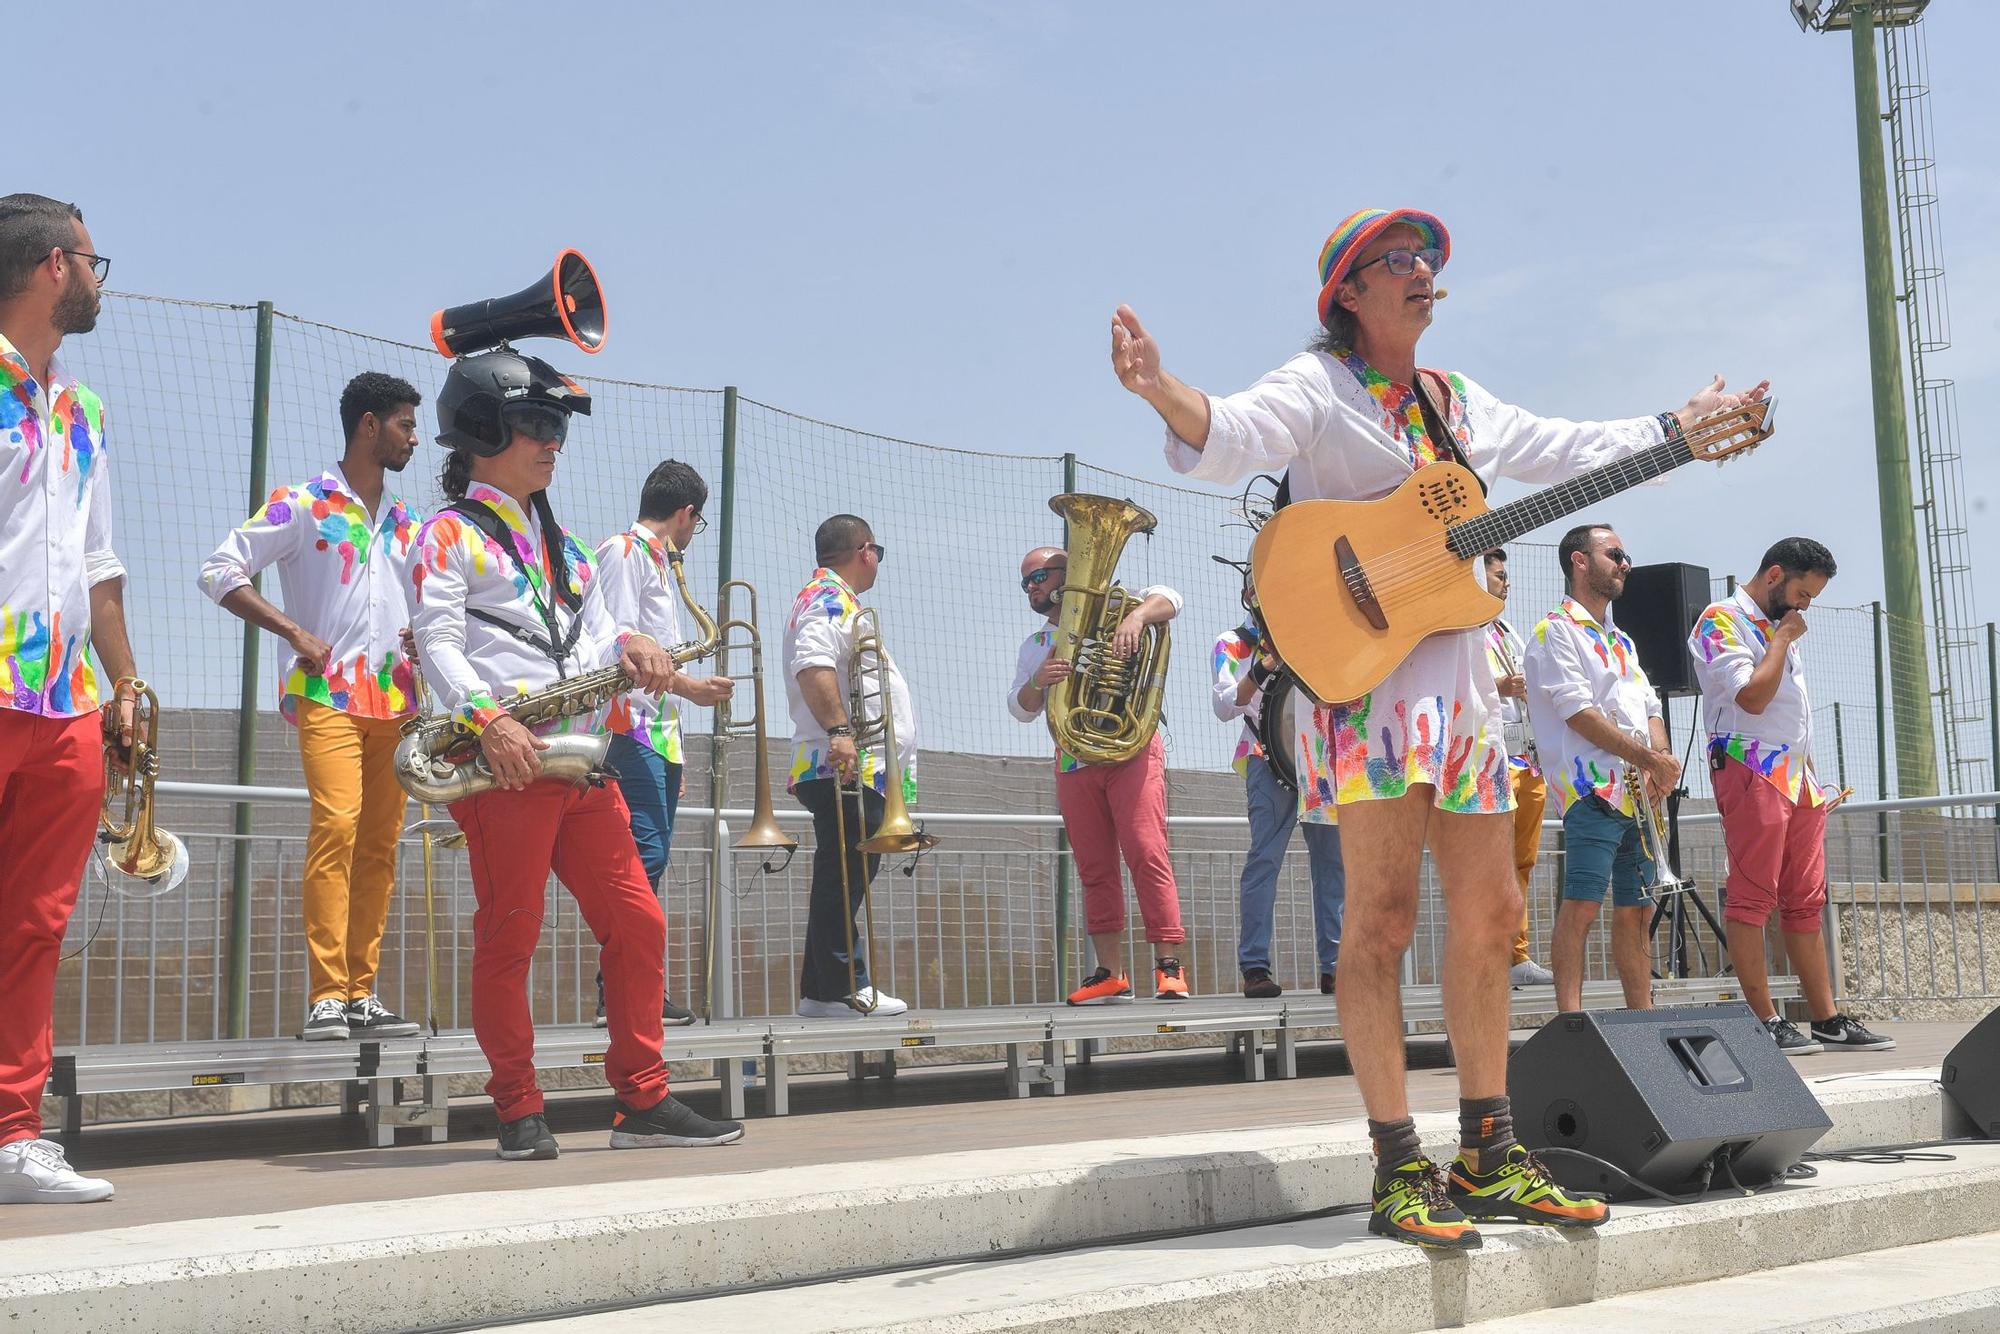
[501, 401, 569, 445]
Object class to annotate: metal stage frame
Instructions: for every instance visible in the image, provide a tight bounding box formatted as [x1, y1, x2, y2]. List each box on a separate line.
[48, 975, 1793, 1148]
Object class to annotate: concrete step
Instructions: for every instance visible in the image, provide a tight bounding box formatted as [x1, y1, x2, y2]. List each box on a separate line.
[543, 1149, 2000, 1333]
[0, 1075, 1967, 1333]
[1458, 1230, 2000, 1332]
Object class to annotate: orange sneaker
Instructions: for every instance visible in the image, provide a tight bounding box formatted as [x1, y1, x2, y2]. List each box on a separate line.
[1066, 968, 1134, 1006]
[1154, 956, 1190, 1001]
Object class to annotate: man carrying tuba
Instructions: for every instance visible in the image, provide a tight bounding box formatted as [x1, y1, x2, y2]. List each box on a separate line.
[1008, 532, 1189, 1004]
[591, 459, 735, 1029]
[410, 349, 743, 1160]
[0, 193, 126, 1205]
[783, 514, 917, 1019]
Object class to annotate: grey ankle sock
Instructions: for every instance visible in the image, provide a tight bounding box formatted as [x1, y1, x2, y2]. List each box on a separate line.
[1459, 1095, 1515, 1171]
[1368, 1117, 1424, 1179]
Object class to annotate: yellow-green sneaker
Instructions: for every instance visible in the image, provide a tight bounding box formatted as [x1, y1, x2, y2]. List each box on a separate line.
[1367, 1157, 1481, 1250]
[1447, 1144, 1610, 1228]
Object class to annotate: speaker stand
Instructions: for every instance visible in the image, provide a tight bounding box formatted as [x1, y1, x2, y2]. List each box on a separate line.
[1647, 698, 1732, 980]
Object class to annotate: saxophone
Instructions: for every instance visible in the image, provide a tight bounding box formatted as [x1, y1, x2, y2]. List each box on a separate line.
[395, 534, 721, 804]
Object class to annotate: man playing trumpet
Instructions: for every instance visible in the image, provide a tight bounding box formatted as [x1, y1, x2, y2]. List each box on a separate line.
[1520, 524, 1675, 1014]
[0, 193, 128, 1204]
[410, 349, 743, 1159]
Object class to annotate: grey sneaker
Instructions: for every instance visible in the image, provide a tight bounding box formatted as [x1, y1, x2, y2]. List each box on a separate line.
[302, 997, 349, 1041]
[497, 1113, 559, 1161]
[1765, 1015, 1823, 1056]
[1509, 959, 1555, 987]
[1810, 1013, 1896, 1051]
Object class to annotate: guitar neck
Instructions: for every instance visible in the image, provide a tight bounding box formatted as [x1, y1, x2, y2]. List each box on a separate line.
[1444, 436, 1694, 558]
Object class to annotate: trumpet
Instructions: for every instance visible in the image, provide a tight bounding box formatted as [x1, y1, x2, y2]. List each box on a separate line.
[833, 607, 935, 1014]
[1624, 739, 1691, 899]
[98, 679, 188, 896]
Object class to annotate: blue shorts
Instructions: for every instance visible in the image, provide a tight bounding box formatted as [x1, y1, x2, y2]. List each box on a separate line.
[1561, 796, 1656, 907]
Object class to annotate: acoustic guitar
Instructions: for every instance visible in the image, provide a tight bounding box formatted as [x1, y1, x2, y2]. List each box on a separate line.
[1247, 399, 1776, 705]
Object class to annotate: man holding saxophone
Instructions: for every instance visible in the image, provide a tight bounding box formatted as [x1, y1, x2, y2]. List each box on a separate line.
[591, 458, 735, 1028]
[410, 349, 743, 1159]
[784, 514, 917, 1019]
[1008, 536, 1190, 1005]
[1520, 524, 1675, 1015]
[0, 194, 127, 1204]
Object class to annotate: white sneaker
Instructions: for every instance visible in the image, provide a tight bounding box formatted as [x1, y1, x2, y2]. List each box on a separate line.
[850, 987, 908, 1017]
[797, 996, 865, 1019]
[0, 1139, 114, 1204]
[1510, 959, 1555, 987]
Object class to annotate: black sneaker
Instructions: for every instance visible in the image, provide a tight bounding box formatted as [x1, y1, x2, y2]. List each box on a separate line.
[1765, 1015, 1824, 1056]
[1320, 971, 1337, 996]
[609, 1095, 745, 1148]
[302, 997, 349, 1041]
[346, 994, 420, 1038]
[1811, 1013, 1896, 1051]
[594, 972, 608, 1028]
[1241, 967, 1282, 1000]
[663, 996, 697, 1027]
[497, 1112, 559, 1161]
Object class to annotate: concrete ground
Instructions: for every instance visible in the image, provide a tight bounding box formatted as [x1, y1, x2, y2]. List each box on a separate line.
[0, 1020, 1969, 1244]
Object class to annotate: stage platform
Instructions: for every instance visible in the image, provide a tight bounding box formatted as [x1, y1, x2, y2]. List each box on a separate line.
[47, 976, 1792, 1147]
[0, 1020, 1978, 1332]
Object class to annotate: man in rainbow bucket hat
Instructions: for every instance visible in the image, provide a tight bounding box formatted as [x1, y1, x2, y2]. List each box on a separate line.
[1112, 207, 1769, 1249]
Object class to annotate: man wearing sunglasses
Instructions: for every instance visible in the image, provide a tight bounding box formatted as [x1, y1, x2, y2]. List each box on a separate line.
[784, 515, 917, 1018]
[1009, 547, 1189, 1004]
[0, 193, 128, 1204]
[1521, 525, 1675, 1016]
[201, 372, 428, 1044]
[1113, 205, 1768, 1248]
[590, 459, 735, 1029]
[412, 350, 744, 1160]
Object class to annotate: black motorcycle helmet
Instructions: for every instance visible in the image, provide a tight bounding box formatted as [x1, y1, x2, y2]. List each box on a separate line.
[435, 348, 593, 457]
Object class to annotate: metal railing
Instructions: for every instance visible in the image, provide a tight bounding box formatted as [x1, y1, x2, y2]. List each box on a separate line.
[57, 785, 2000, 1050]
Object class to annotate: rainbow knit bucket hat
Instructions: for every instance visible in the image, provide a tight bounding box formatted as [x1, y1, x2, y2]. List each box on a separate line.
[1316, 208, 1450, 325]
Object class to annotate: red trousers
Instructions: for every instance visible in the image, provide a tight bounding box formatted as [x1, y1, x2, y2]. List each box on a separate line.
[1056, 734, 1186, 943]
[0, 710, 105, 1147]
[449, 778, 668, 1122]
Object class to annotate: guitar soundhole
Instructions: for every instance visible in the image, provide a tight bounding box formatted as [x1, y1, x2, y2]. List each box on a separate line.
[1416, 476, 1472, 525]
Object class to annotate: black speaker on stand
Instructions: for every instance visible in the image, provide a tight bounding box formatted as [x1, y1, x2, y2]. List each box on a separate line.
[1510, 1003, 1832, 1199]
[1615, 562, 1729, 977]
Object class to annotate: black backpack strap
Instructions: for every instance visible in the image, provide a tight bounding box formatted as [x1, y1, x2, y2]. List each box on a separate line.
[446, 497, 585, 670]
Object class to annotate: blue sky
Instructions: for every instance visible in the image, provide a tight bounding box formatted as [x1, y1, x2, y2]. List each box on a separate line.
[49, 1, 2000, 745]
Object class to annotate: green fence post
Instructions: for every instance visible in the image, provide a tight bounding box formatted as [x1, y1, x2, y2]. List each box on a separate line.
[1986, 623, 1999, 879]
[226, 301, 274, 1039]
[1053, 452, 1077, 1000]
[706, 387, 738, 1022]
[1873, 599, 1889, 882]
[1833, 701, 1849, 793]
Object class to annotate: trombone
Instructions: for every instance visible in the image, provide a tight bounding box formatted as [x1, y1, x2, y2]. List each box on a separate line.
[832, 608, 935, 1014]
[1625, 735, 1691, 899]
[703, 578, 799, 1019]
[98, 679, 188, 897]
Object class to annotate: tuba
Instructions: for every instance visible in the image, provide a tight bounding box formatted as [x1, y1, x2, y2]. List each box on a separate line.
[1044, 494, 1171, 766]
[99, 680, 188, 896]
[394, 534, 723, 803]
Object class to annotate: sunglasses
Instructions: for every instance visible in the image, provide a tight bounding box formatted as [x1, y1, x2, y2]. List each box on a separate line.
[1021, 565, 1065, 591]
[860, 541, 886, 562]
[501, 402, 569, 445]
[1349, 247, 1445, 279]
[1603, 547, 1632, 566]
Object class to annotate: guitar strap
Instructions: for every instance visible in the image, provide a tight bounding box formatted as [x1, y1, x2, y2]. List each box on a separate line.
[1413, 369, 1488, 498]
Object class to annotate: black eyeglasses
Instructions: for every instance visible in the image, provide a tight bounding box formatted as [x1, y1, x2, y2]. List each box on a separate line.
[1349, 247, 1444, 279]
[691, 514, 708, 536]
[1021, 566, 1065, 591]
[860, 542, 886, 562]
[1603, 547, 1632, 567]
[62, 250, 110, 284]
